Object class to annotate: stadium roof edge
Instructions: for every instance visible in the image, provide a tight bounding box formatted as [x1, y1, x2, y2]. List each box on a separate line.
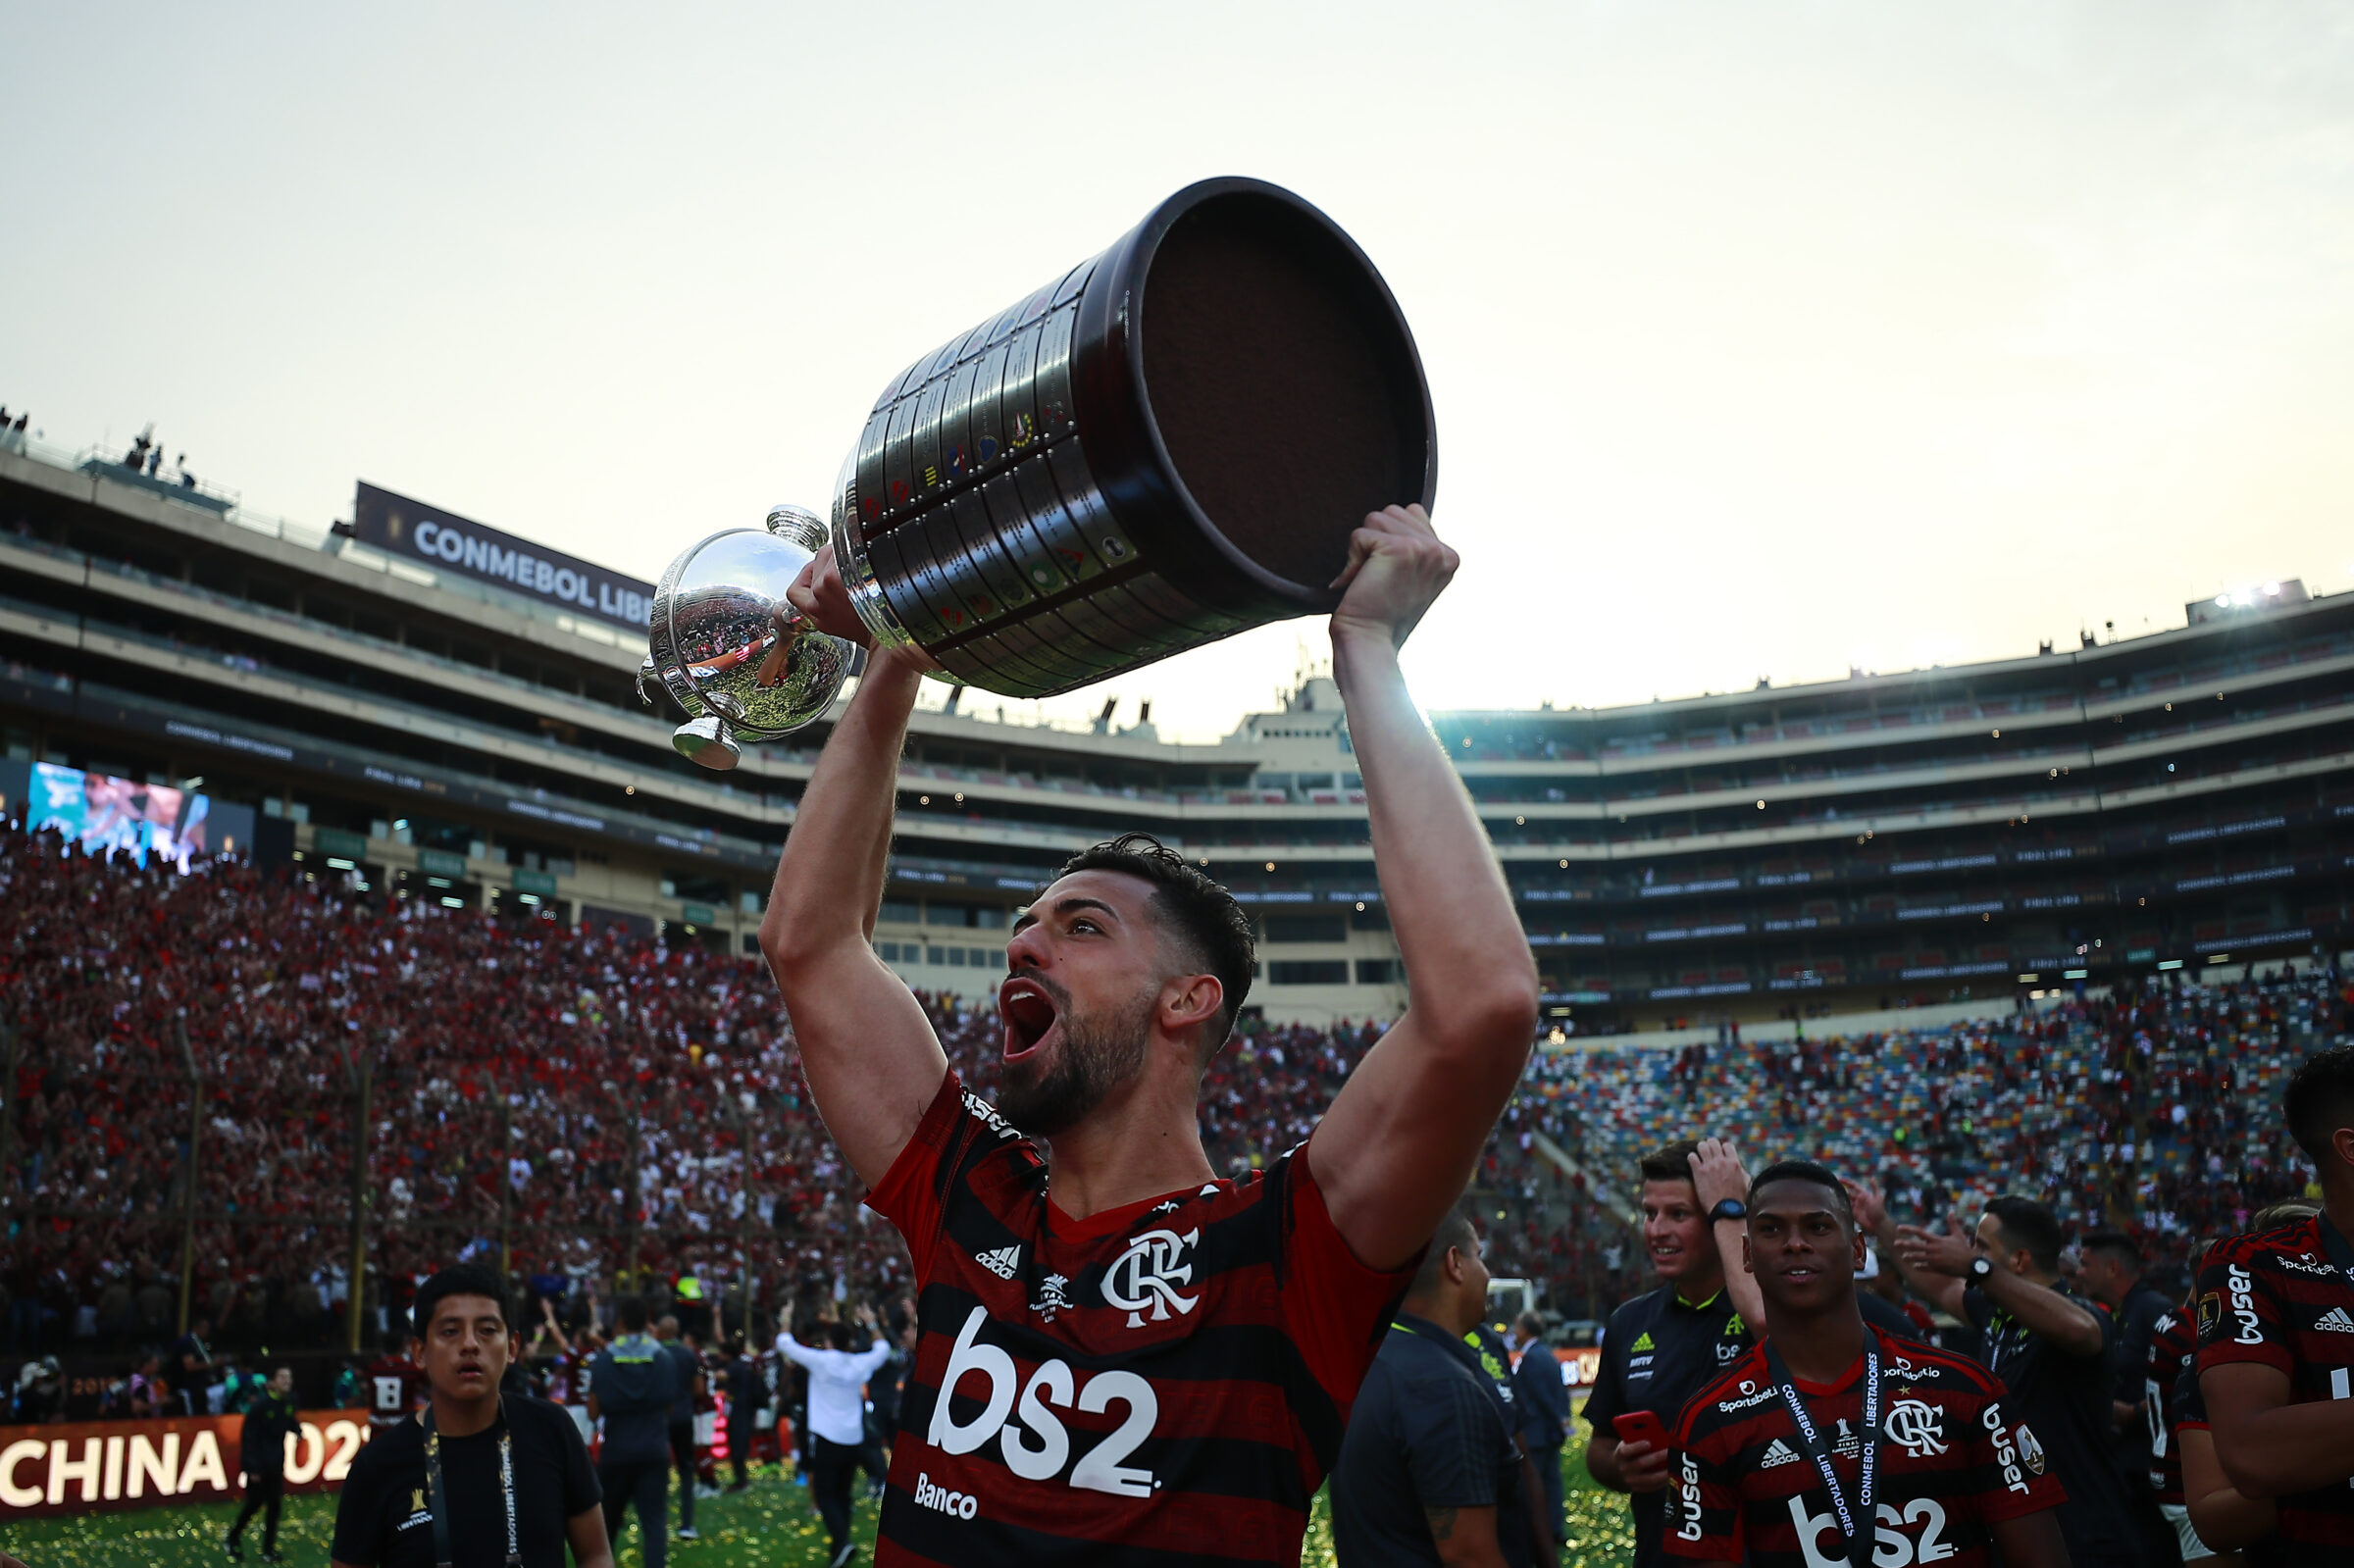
[1429, 588, 2345, 725]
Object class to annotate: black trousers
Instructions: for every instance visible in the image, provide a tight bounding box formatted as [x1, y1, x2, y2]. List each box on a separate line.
[809, 1435, 861, 1551]
[599, 1457, 669, 1568]
[668, 1420, 696, 1527]
[727, 1419, 754, 1486]
[229, 1472, 281, 1552]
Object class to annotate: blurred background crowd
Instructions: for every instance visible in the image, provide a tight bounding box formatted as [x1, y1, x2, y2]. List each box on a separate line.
[0, 823, 2342, 1415]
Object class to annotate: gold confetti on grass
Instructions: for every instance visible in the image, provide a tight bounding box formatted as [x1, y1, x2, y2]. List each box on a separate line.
[6, 1450, 1635, 1566]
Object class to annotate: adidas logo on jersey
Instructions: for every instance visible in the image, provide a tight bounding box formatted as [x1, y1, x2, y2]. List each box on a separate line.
[974, 1244, 1021, 1280]
[1759, 1439, 1800, 1469]
[2315, 1306, 2354, 1333]
[1629, 1332, 1655, 1352]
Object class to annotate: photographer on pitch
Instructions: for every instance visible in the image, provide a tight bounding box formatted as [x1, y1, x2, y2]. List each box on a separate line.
[1882, 1193, 2144, 1565]
[332, 1263, 610, 1568]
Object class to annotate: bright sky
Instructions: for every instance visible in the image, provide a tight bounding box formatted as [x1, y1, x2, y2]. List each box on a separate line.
[6, 3, 2351, 741]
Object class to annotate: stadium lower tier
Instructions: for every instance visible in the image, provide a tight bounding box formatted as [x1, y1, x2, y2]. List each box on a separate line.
[0, 822, 2345, 1405]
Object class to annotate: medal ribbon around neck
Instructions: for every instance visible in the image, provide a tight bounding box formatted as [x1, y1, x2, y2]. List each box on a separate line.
[423, 1398, 522, 1568]
[1761, 1329, 1883, 1568]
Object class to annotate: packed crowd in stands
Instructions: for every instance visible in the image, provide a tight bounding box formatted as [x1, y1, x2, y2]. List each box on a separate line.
[1, 820, 2346, 1388]
[1510, 968, 2351, 1318]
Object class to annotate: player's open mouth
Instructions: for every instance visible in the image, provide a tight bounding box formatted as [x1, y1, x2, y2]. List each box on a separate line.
[999, 976, 1060, 1061]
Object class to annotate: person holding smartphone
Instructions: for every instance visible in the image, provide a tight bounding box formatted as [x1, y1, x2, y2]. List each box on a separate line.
[1579, 1139, 1764, 1568]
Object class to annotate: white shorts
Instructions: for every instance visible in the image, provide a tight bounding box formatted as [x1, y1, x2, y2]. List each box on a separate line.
[2160, 1501, 2211, 1561]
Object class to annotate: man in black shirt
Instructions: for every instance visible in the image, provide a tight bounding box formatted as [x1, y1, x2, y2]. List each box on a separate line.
[332, 1264, 610, 1568]
[228, 1365, 297, 1562]
[1891, 1193, 2145, 1566]
[1580, 1139, 1767, 1568]
[719, 1338, 763, 1491]
[651, 1315, 704, 1540]
[589, 1295, 679, 1568]
[1331, 1209, 1531, 1566]
[2080, 1228, 2183, 1565]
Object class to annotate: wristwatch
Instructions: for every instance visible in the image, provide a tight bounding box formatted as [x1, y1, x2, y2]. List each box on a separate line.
[1969, 1257, 1993, 1281]
[1708, 1198, 1748, 1224]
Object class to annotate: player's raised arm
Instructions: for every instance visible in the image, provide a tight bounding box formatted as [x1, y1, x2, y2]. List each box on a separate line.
[1311, 506, 1541, 1271]
[757, 548, 949, 1189]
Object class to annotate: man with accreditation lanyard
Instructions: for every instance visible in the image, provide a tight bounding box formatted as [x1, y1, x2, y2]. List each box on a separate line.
[332, 1263, 611, 1568]
[1666, 1161, 2069, 1567]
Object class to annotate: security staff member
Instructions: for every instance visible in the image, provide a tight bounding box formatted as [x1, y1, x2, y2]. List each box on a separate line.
[227, 1366, 298, 1562]
[589, 1296, 680, 1568]
[1581, 1140, 1764, 1568]
[651, 1315, 704, 1541]
[1332, 1209, 1530, 1566]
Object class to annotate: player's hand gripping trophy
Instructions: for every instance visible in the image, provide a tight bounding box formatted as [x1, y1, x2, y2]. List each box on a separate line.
[641, 177, 1438, 769]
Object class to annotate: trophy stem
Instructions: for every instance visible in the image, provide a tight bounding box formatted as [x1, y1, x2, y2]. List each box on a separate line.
[673, 715, 742, 770]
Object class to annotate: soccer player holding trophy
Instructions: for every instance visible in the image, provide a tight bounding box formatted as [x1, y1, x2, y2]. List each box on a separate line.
[758, 493, 1538, 1565]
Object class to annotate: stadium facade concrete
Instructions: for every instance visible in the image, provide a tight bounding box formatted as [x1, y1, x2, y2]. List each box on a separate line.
[3, 438, 2349, 1031]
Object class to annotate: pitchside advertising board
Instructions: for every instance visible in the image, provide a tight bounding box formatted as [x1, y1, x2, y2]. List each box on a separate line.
[0, 1410, 368, 1519]
[353, 481, 654, 634]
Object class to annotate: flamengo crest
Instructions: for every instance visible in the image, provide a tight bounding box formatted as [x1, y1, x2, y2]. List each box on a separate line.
[1885, 1398, 1947, 1457]
[1102, 1228, 1201, 1327]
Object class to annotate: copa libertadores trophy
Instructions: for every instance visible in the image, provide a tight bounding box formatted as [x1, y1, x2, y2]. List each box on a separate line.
[642, 176, 1436, 770]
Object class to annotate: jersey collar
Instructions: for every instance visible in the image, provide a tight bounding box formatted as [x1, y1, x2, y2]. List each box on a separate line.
[1788, 1350, 1868, 1399]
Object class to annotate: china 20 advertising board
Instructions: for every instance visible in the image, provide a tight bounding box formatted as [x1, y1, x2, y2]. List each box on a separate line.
[0, 1410, 370, 1519]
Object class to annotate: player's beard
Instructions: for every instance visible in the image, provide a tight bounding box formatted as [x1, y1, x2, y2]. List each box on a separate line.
[997, 979, 1156, 1138]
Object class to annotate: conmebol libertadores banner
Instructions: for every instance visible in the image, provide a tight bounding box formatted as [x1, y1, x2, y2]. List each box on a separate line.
[353, 481, 654, 633]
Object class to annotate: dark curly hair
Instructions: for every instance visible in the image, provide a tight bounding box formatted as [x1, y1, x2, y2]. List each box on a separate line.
[1051, 833, 1255, 1049]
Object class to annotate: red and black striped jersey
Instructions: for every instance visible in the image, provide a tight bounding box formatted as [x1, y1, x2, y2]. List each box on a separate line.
[2144, 1298, 2196, 1505]
[2195, 1218, 2354, 1549]
[363, 1355, 429, 1432]
[865, 1070, 1412, 1567]
[1664, 1338, 2066, 1566]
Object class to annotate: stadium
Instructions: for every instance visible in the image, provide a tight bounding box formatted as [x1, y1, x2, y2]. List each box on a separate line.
[6, 436, 2348, 1034]
[3, 424, 2351, 1562]
[7, 12, 2354, 1562]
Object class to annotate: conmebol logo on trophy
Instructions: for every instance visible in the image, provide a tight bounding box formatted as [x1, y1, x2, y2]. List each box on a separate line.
[638, 175, 1438, 769]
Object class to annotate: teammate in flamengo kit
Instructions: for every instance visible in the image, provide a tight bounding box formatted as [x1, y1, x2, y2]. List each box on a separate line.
[2196, 1044, 2354, 1553]
[761, 504, 1540, 1567]
[2143, 1290, 2198, 1554]
[1667, 1162, 2069, 1568]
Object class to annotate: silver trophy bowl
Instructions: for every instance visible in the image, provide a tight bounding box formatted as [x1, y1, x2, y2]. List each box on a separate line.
[640, 505, 857, 770]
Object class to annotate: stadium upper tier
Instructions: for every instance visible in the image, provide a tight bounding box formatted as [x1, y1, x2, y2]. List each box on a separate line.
[2, 437, 2349, 1028]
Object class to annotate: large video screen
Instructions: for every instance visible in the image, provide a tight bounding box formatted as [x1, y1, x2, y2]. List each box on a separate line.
[26, 762, 221, 872]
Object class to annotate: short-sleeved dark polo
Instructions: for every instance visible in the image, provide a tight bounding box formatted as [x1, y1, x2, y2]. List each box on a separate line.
[1964, 1280, 2142, 1566]
[1331, 1315, 1523, 1566]
[1581, 1284, 1752, 1568]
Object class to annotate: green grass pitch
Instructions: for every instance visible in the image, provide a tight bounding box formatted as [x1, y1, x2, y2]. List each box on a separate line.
[4, 1446, 1634, 1566]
